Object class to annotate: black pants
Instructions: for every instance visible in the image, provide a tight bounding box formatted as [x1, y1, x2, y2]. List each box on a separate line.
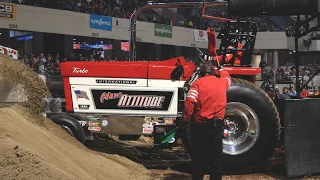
[191, 119, 224, 180]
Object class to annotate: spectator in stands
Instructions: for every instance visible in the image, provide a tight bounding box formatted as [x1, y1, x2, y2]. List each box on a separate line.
[288, 87, 297, 96]
[300, 88, 311, 98]
[46, 55, 52, 66]
[46, 61, 55, 75]
[54, 58, 60, 69]
[313, 87, 319, 96]
[37, 61, 46, 75]
[39, 53, 46, 63]
[187, 20, 194, 28]
[55, 53, 60, 61]
[89, 55, 95, 61]
[29, 56, 38, 70]
[278, 87, 291, 99]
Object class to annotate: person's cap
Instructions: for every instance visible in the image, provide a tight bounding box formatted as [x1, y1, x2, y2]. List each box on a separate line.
[204, 61, 215, 74]
[199, 60, 215, 76]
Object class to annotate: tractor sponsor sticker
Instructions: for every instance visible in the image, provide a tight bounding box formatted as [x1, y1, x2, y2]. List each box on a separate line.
[73, 67, 88, 74]
[74, 90, 90, 100]
[164, 117, 176, 124]
[100, 92, 122, 103]
[78, 104, 90, 110]
[169, 137, 176, 144]
[152, 117, 159, 121]
[142, 123, 152, 128]
[87, 116, 99, 121]
[144, 117, 152, 123]
[96, 79, 137, 85]
[88, 127, 101, 131]
[143, 127, 153, 134]
[91, 90, 173, 110]
[88, 121, 101, 131]
[102, 120, 108, 127]
[78, 121, 87, 126]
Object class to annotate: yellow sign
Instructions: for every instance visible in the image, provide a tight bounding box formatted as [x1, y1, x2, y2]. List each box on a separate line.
[0, 3, 16, 20]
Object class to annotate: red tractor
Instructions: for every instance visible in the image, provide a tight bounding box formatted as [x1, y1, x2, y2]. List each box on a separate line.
[44, 1, 280, 172]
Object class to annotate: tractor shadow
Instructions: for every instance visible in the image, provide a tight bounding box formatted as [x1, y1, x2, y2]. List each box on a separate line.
[86, 137, 319, 179]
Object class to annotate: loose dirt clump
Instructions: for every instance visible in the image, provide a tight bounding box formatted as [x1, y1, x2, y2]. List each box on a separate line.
[0, 55, 51, 117]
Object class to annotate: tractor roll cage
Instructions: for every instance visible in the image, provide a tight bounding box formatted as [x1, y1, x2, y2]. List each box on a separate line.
[129, 0, 231, 61]
[218, 21, 257, 66]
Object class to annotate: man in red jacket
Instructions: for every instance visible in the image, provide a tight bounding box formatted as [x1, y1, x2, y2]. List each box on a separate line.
[183, 60, 231, 180]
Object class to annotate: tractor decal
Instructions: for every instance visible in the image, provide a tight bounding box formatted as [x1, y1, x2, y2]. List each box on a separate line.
[117, 94, 165, 108]
[92, 90, 173, 110]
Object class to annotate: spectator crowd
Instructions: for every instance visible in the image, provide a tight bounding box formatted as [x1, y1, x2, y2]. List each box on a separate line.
[276, 86, 319, 99]
[12, 0, 284, 31]
[17, 51, 133, 77]
[19, 52, 62, 77]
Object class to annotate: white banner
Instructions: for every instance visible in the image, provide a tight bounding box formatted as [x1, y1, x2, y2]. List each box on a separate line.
[194, 29, 208, 42]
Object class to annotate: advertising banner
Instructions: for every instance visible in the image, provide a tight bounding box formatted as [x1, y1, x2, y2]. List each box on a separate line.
[89, 14, 112, 31]
[194, 29, 208, 42]
[0, 2, 16, 20]
[154, 24, 172, 38]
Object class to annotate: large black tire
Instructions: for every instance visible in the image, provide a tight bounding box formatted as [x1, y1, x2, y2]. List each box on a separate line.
[180, 78, 281, 173]
[50, 115, 86, 144]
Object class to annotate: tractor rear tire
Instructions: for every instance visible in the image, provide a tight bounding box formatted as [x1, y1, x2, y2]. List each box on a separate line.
[180, 78, 281, 173]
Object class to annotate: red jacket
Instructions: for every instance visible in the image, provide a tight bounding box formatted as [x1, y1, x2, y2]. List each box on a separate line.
[300, 89, 310, 98]
[183, 69, 231, 124]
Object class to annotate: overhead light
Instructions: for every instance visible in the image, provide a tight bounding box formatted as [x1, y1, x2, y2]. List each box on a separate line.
[0, 33, 2, 35]
[73, 39, 76, 41]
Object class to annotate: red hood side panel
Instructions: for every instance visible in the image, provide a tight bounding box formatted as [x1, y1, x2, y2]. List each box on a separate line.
[148, 57, 195, 80]
[60, 61, 148, 78]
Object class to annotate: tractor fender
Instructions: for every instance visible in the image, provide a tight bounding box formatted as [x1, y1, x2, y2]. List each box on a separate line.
[50, 115, 86, 144]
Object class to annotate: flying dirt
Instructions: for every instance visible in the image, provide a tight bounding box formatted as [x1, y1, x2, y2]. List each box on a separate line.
[0, 55, 150, 180]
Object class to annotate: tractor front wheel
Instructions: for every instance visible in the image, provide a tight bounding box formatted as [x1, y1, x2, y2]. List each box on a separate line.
[180, 78, 281, 172]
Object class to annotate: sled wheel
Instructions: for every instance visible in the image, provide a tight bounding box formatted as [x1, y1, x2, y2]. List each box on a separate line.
[180, 78, 280, 173]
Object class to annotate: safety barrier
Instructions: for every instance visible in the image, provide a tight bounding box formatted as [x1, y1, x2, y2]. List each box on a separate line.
[283, 98, 320, 177]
